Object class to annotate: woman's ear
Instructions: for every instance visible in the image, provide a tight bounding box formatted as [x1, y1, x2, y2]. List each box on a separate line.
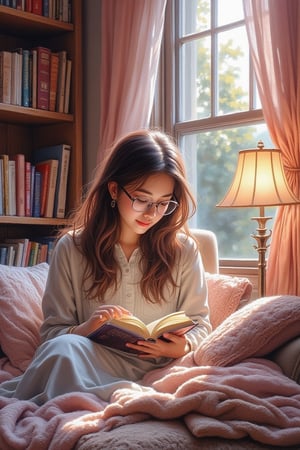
[108, 181, 118, 200]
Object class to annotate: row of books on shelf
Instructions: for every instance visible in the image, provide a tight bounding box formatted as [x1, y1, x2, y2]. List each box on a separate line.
[0, 236, 56, 266]
[0, 143, 71, 218]
[0, 0, 72, 23]
[0, 46, 72, 113]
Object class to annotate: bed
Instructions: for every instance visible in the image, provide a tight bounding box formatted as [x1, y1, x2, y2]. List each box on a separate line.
[0, 229, 299, 449]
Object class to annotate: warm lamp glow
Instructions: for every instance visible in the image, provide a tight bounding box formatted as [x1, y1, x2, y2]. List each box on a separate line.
[217, 141, 299, 208]
[217, 141, 300, 298]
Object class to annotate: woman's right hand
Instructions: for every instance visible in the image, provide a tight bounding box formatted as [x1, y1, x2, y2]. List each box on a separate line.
[69, 305, 132, 337]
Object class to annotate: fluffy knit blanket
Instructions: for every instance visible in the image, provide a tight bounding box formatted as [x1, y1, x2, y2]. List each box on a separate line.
[0, 295, 300, 449]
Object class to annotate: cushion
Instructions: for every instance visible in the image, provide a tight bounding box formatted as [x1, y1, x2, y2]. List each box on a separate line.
[205, 272, 253, 329]
[194, 295, 300, 367]
[0, 263, 49, 373]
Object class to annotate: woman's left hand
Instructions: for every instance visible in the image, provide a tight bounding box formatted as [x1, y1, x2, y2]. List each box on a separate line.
[126, 333, 191, 359]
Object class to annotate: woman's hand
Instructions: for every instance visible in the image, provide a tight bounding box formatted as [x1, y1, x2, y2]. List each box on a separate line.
[126, 333, 191, 359]
[70, 305, 132, 337]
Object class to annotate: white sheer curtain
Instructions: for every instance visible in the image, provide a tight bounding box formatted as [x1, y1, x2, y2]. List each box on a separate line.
[243, 0, 300, 295]
[98, 0, 167, 161]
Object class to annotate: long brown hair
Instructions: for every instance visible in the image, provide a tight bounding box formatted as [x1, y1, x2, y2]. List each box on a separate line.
[63, 129, 196, 302]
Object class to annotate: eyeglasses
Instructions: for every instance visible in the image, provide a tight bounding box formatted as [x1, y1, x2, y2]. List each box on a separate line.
[120, 186, 179, 216]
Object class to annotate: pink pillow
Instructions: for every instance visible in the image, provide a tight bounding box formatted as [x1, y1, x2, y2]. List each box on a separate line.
[194, 295, 300, 367]
[206, 273, 252, 329]
[0, 263, 48, 373]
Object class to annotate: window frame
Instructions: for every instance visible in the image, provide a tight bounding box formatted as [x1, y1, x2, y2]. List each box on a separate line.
[156, 0, 266, 280]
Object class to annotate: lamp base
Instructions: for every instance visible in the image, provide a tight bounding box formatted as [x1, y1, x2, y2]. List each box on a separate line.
[251, 214, 272, 298]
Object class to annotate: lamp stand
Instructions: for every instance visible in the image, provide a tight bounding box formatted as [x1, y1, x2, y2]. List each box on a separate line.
[251, 207, 272, 298]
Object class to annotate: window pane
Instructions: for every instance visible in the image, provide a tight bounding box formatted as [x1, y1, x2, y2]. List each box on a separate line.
[217, 26, 249, 114]
[180, 125, 276, 258]
[180, 0, 210, 35]
[180, 37, 211, 121]
[217, 0, 244, 26]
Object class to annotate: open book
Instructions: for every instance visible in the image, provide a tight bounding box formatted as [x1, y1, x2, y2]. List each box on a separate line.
[87, 311, 197, 354]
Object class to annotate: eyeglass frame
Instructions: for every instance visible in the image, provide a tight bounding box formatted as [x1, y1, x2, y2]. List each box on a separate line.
[119, 185, 179, 216]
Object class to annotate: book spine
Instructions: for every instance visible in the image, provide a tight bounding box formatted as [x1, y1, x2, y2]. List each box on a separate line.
[36, 47, 51, 110]
[56, 50, 67, 113]
[55, 146, 70, 217]
[32, 170, 41, 217]
[35, 161, 50, 217]
[49, 52, 59, 112]
[63, 58, 72, 113]
[25, 161, 31, 216]
[21, 49, 30, 107]
[14, 153, 25, 217]
[31, 49, 37, 109]
[11, 49, 22, 106]
[8, 159, 16, 216]
[25, 0, 32, 12]
[32, 0, 42, 15]
[0, 155, 9, 215]
[0, 51, 12, 104]
[44, 159, 58, 217]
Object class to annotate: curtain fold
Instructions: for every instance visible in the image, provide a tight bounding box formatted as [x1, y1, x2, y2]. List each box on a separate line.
[243, 0, 300, 295]
[98, 0, 167, 161]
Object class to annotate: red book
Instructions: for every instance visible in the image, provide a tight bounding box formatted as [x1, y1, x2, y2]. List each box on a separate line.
[35, 160, 50, 217]
[49, 52, 59, 112]
[35, 47, 51, 110]
[13, 154, 25, 217]
[32, 0, 42, 15]
[25, 161, 31, 217]
[35, 159, 58, 217]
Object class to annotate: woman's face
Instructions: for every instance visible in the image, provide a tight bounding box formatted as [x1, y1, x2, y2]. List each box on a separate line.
[109, 173, 175, 242]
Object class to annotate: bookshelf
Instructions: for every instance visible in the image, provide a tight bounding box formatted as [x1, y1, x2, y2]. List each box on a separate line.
[0, 1, 82, 244]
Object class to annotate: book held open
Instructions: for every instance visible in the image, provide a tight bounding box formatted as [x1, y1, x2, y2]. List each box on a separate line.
[87, 311, 197, 354]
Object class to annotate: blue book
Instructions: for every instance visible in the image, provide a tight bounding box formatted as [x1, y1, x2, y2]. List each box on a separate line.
[22, 49, 30, 107]
[32, 170, 41, 217]
[31, 144, 71, 218]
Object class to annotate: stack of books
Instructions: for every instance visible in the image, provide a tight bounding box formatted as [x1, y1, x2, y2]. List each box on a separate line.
[0, 143, 71, 219]
[0, 46, 72, 113]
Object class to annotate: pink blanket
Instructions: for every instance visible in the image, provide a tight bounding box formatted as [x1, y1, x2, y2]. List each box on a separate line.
[0, 295, 300, 449]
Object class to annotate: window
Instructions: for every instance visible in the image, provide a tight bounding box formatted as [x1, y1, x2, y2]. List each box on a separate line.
[169, 0, 275, 259]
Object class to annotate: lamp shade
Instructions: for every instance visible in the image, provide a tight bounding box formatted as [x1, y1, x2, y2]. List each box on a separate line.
[217, 141, 300, 208]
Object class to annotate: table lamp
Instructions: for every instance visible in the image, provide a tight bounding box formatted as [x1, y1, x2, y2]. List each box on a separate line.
[217, 140, 300, 298]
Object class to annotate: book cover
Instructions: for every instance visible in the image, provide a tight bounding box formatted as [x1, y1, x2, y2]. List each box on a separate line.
[21, 49, 30, 107]
[0, 50, 12, 104]
[25, 161, 31, 216]
[56, 50, 67, 113]
[35, 160, 49, 216]
[31, 49, 37, 109]
[87, 311, 197, 354]
[0, 154, 9, 215]
[32, 144, 71, 218]
[14, 153, 25, 216]
[32, 0, 42, 15]
[63, 58, 72, 113]
[49, 52, 59, 112]
[35, 46, 51, 110]
[11, 49, 22, 106]
[8, 159, 16, 216]
[35, 159, 58, 217]
[32, 170, 41, 217]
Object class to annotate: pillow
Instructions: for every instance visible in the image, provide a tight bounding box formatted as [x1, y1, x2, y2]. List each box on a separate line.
[194, 294, 300, 367]
[205, 272, 253, 329]
[0, 263, 49, 373]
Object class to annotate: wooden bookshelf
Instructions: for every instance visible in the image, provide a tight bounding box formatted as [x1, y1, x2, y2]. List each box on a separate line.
[0, 1, 82, 242]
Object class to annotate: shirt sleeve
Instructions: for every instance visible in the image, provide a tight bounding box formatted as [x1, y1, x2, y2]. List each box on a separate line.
[175, 235, 212, 350]
[40, 233, 83, 342]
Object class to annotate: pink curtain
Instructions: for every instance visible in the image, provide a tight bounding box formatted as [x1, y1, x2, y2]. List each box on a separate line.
[98, 0, 167, 161]
[243, 0, 300, 295]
